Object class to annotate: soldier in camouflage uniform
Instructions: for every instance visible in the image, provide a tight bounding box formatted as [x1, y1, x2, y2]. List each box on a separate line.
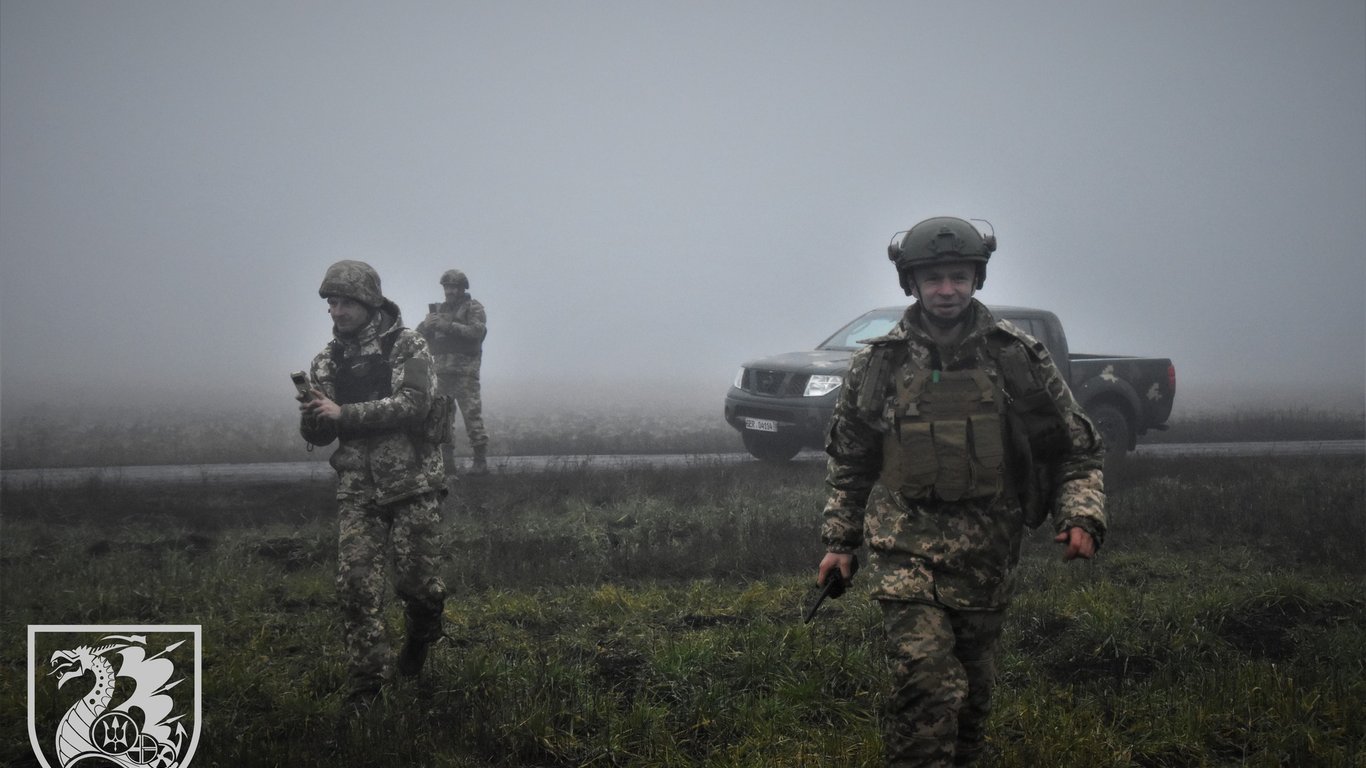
[816, 218, 1106, 767]
[298, 260, 449, 705]
[416, 269, 489, 473]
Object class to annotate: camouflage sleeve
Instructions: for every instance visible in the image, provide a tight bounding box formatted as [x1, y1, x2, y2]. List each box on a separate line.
[300, 350, 337, 446]
[1031, 349, 1107, 546]
[407, 304, 448, 336]
[461, 299, 487, 341]
[821, 345, 885, 553]
[417, 311, 454, 340]
[337, 331, 435, 433]
[444, 299, 487, 342]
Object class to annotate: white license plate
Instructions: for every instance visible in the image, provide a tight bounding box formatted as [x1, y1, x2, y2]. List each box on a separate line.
[744, 417, 778, 433]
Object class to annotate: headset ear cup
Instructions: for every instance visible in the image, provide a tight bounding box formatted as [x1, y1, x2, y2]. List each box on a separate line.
[887, 229, 910, 263]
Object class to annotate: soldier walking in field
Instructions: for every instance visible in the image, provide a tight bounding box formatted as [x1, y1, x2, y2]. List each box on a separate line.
[298, 260, 449, 707]
[815, 217, 1107, 766]
[417, 269, 490, 474]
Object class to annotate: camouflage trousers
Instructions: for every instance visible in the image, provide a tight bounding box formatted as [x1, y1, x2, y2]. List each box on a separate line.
[336, 491, 447, 693]
[437, 365, 488, 451]
[879, 600, 1005, 767]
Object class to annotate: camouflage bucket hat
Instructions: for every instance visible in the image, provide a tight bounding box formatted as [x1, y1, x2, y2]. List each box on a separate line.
[319, 260, 385, 308]
[440, 269, 469, 289]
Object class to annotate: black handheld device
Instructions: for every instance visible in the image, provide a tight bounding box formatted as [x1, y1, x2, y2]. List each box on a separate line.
[804, 555, 860, 624]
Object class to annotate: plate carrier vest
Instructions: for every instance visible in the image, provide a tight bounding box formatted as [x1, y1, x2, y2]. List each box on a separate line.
[329, 335, 455, 446]
[879, 366, 1007, 502]
[858, 326, 1074, 524]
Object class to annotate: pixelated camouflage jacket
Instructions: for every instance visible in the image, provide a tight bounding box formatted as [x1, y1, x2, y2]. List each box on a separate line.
[821, 299, 1106, 609]
[300, 302, 446, 504]
[416, 296, 486, 368]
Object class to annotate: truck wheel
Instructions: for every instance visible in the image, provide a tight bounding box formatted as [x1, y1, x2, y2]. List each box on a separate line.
[1090, 403, 1131, 455]
[742, 432, 803, 463]
[1089, 403, 1131, 485]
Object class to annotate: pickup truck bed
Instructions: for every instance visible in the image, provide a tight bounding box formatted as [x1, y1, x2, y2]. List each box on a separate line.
[1067, 353, 1175, 453]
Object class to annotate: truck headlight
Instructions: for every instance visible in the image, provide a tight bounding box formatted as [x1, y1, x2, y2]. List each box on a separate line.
[804, 374, 842, 397]
[733, 368, 745, 389]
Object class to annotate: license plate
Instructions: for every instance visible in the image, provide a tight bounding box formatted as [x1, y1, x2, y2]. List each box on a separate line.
[744, 417, 778, 433]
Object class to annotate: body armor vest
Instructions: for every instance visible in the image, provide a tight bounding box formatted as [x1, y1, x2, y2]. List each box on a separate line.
[329, 336, 453, 446]
[330, 341, 394, 441]
[880, 366, 1007, 502]
[332, 349, 393, 405]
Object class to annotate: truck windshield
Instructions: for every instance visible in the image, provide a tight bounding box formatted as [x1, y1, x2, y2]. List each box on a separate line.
[817, 309, 903, 351]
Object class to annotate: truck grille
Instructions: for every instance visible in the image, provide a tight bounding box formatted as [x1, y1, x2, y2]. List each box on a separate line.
[742, 369, 809, 396]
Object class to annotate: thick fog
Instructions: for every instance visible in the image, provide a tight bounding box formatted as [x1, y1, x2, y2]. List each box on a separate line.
[2, 1, 1363, 421]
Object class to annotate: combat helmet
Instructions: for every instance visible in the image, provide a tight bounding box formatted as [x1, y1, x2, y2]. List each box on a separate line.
[319, 260, 385, 308]
[440, 269, 469, 289]
[887, 217, 997, 295]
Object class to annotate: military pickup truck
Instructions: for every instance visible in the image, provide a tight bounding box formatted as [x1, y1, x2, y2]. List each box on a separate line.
[724, 305, 1175, 462]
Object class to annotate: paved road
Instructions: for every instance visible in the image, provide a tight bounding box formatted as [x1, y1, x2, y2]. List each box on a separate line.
[1133, 440, 1365, 458]
[1, 440, 1360, 489]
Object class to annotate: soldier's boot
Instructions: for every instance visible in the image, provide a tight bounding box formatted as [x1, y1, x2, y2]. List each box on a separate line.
[470, 445, 488, 474]
[397, 610, 443, 677]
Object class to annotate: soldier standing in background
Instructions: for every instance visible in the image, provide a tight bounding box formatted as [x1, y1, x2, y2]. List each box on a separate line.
[417, 269, 489, 474]
[298, 260, 449, 707]
[815, 217, 1107, 766]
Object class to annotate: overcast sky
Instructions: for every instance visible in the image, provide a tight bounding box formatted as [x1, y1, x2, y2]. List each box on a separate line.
[2, 1, 1363, 420]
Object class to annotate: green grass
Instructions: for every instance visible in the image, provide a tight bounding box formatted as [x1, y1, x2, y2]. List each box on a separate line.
[0, 402, 745, 469]
[2, 456, 1363, 766]
[1144, 406, 1364, 444]
[2, 404, 1360, 469]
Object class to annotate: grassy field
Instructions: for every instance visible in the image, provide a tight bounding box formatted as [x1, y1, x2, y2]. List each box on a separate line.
[0, 402, 744, 469]
[1142, 406, 1365, 445]
[2, 403, 1361, 469]
[2, 452, 1362, 767]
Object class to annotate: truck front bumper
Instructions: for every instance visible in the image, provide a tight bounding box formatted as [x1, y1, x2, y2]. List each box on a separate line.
[723, 387, 837, 450]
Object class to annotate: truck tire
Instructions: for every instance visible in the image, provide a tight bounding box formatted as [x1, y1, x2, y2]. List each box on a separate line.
[1089, 403, 1132, 486]
[742, 431, 803, 463]
[1089, 403, 1131, 455]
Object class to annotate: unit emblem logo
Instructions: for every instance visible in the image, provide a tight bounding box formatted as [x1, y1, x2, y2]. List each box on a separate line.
[28, 625, 201, 768]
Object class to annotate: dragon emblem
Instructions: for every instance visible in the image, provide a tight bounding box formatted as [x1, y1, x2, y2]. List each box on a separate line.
[45, 634, 191, 768]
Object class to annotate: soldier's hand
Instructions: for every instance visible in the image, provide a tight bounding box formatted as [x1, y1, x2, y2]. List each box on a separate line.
[818, 551, 854, 586]
[302, 392, 342, 421]
[1055, 527, 1096, 561]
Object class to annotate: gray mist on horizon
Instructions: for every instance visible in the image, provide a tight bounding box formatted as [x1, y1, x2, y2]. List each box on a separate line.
[2, 2, 1363, 423]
